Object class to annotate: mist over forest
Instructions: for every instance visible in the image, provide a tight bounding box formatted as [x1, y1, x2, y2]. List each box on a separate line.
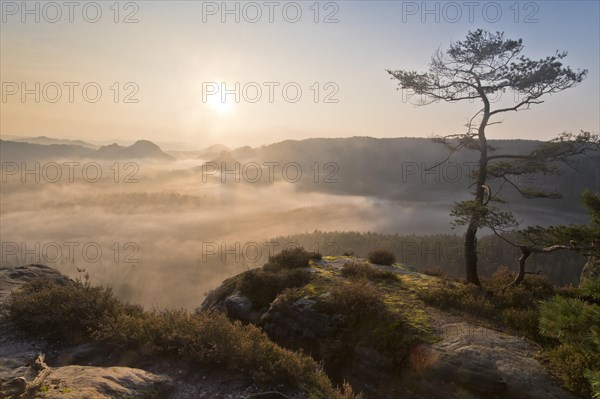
[1, 137, 596, 308]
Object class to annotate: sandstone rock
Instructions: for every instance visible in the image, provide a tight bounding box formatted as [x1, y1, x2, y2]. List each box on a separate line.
[422, 317, 578, 399]
[28, 365, 173, 399]
[203, 257, 581, 399]
[0, 264, 70, 303]
[260, 296, 331, 359]
[0, 265, 307, 399]
[1, 377, 27, 396]
[225, 295, 254, 322]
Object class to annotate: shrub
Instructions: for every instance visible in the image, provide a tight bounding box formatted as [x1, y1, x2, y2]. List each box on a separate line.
[97, 309, 360, 397]
[488, 266, 516, 286]
[487, 266, 554, 297]
[98, 309, 362, 397]
[307, 250, 323, 261]
[581, 275, 600, 301]
[521, 273, 555, 297]
[341, 262, 397, 281]
[98, 310, 310, 381]
[321, 281, 388, 326]
[585, 370, 600, 399]
[319, 281, 424, 367]
[267, 247, 313, 271]
[487, 266, 554, 296]
[238, 268, 311, 309]
[367, 249, 396, 266]
[417, 268, 555, 340]
[543, 343, 597, 396]
[501, 308, 539, 333]
[3, 278, 360, 398]
[539, 295, 600, 396]
[2, 277, 137, 342]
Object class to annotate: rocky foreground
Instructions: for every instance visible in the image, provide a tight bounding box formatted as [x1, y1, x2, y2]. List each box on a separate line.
[0, 261, 579, 399]
[0, 265, 300, 399]
[201, 256, 578, 399]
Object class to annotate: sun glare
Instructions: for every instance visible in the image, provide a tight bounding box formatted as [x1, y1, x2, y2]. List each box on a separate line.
[206, 95, 235, 115]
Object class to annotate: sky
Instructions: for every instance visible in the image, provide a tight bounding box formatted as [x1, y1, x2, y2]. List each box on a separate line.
[1, 0, 599, 149]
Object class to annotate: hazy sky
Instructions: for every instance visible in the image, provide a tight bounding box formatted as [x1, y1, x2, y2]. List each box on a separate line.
[1, 1, 599, 148]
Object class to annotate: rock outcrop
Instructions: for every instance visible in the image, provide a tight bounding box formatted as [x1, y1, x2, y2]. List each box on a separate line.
[0, 265, 174, 398]
[201, 257, 579, 399]
[0, 264, 70, 303]
[0, 264, 303, 399]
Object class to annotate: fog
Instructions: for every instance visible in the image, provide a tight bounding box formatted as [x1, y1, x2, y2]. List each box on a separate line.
[0, 157, 462, 309]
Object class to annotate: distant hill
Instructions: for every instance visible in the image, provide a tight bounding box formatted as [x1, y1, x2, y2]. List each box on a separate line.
[0, 140, 92, 161]
[229, 136, 599, 218]
[0, 139, 174, 161]
[168, 144, 231, 160]
[10, 136, 98, 149]
[93, 143, 124, 159]
[208, 150, 239, 169]
[197, 144, 231, 159]
[94, 140, 175, 160]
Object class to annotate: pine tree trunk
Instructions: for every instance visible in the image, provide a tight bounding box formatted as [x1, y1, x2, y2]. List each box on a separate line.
[464, 105, 490, 287]
[465, 224, 481, 286]
[511, 247, 531, 287]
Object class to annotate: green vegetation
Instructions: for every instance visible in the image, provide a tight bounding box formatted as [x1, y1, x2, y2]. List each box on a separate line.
[99, 309, 321, 386]
[5, 240, 597, 397]
[539, 278, 600, 397]
[239, 247, 317, 308]
[419, 266, 600, 397]
[389, 29, 596, 287]
[417, 191, 600, 397]
[341, 262, 397, 281]
[266, 231, 586, 286]
[203, 247, 318, 310]
[417, 266, 555, 340]
[264, 246, 320, 272]
[238, 268, 311, 309]
[2, 277, 359, 399]
[586, 370, 600, 399]
[317, 280, 427, 371]
[367, 249, 396, 266]
[2, 276, 134, 342]
[319, 282, 388, 327]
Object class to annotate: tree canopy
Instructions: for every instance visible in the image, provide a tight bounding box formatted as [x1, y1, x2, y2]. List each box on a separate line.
[388, 29, 597, 286]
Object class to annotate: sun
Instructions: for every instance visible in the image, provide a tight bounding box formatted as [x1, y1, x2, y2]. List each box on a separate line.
[205, 94, 235, 115]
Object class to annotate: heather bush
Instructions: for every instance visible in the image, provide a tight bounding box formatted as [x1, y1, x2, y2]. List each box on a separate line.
[3, 278, 360, 398]
[367, 249, 396, 266]
[341, 262, 396, 281]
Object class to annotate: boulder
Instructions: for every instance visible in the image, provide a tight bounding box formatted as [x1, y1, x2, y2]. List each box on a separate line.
[260, 296, 332, 359]
[225, 295, 255, 322]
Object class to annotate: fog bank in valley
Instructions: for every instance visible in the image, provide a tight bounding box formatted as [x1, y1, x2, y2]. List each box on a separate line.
[1, 157, 458, 308]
